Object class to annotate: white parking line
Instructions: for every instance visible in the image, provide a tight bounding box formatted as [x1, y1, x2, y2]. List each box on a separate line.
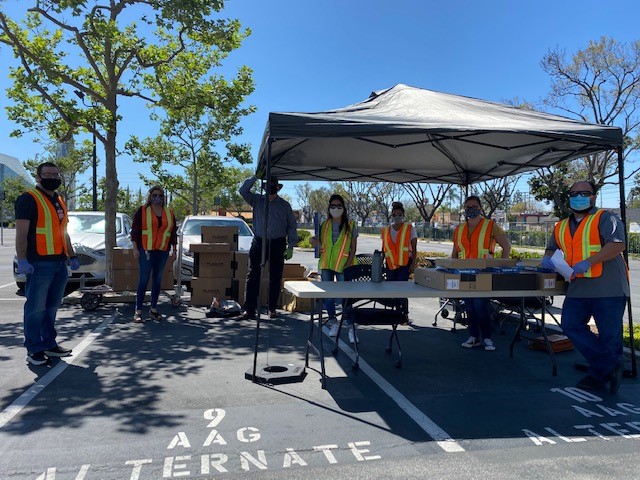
[0, 311, 117, 430]
[0, 282, 17, 289]
[324, 325, 465, 453]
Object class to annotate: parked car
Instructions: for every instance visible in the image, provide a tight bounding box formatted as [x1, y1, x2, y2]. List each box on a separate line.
[13, 211, 133, 291]
[173, 215, 254, 285]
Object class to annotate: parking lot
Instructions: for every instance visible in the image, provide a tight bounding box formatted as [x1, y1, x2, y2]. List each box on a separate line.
[1, 230, 639, 479]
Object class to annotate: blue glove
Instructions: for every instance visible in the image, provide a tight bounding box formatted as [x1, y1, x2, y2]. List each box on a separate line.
[69, 256, 80, 271]
[573, 260, 591, 275]
[540, 256, 555, 270]
[284, 247, 293, 260]
[17, 259, 34, 275]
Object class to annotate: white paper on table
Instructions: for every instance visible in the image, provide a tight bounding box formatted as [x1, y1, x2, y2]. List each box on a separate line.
[551, 249, 574, 282]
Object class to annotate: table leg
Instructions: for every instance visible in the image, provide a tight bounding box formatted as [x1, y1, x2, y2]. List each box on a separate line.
[509, 297, 526, 358]
[539, 299, 557, 376]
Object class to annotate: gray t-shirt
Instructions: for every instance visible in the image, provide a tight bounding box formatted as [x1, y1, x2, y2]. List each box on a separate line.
[545, 208, 629, 298]
[331, 220, 358, 243]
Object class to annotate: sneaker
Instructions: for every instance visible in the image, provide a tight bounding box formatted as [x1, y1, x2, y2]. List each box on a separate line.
[577, 374, 605, 390]
[236, 311, 256, 320]
[483, 339, 495, 351]
[269, 310, 278, 319]
[461, 336, 481, 348]
[149, 310, 162, 321]
[328, 324, 339, 337]
[44, 345, 72, 357]
[27, 351, 48, 365]
[348, 328, 359, 344]
[609, 362, 623, 394]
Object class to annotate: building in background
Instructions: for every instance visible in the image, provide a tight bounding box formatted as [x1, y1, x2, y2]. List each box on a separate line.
[0, 152, 33, 186]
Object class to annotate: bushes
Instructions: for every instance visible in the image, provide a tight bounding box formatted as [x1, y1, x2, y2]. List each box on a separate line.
[297, 229, 312, 248]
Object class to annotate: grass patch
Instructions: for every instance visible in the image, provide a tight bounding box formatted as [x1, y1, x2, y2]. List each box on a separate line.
[624, 323, 640, 351]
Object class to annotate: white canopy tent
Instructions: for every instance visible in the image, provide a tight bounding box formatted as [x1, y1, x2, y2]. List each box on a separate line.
[250, 84, 635, 380]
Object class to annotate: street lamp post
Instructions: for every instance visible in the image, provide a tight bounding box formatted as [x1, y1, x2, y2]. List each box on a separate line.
[74, 90, 98, 211]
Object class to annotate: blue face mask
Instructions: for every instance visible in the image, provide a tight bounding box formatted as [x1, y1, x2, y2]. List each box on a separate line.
[569, 196, 592, 212]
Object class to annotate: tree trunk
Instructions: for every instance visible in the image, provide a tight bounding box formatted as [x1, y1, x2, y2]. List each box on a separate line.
[104, 119, 119, 287]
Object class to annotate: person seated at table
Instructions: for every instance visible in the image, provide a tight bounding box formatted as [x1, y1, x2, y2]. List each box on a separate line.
[381, 201, 418, 320]
[310, 194, 358, 342]
[452, 195, 511, 351]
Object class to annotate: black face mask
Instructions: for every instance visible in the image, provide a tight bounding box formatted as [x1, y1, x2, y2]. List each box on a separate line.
[269, 186, 278, 195]
[40, 178, 62, 191]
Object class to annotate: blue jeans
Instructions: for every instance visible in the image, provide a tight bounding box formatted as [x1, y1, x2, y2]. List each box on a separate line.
[385, 264, 411, 315]
[136, 248, 170, 310]
[463, 297, 492, 340]
[321, 269, 345, 321]
[561, 296, 626, 383]
[23, 259, 69, 354]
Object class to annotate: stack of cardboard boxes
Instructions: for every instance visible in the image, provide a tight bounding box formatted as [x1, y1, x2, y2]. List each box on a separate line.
[111, 247, 174, 292]
[189, 226, 249, 306]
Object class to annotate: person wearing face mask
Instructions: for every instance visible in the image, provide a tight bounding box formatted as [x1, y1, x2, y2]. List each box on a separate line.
[310, 194, 358, 340]
[452, 195, 511, 351]
[541, 181, 628, 392]
[236, 170, 298, 320]
[15, 162, 78, 365]
[130, 186, 178, 323]
[381, 201, 418, 320]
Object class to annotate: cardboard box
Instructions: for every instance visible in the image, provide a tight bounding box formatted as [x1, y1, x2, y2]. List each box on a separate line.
[194, 252, 235, 278]
[112, 248, 138, 270]
[484, 258, 518, 268]
[517, 259, 543, 268]
[112, 261, 173, 291]
[189, 243, 231, 253]
[536, 272, 565, 291]
[234, 252, 249, 280]
[491, 272, 537, 291]
[282, 263, 307, 278]
[190, 277, 239, 305]
[529, 334, 574, 353]
[282, 289, 316, 312]
[414, 268, 492, 291]
[435, 258, 487, 270]
[201, 226, 239, 251]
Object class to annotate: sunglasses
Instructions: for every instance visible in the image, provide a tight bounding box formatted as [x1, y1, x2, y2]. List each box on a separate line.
[152, 194, 164, 198]
[329, 205, 343, 209]
[568, 191, 593, 198]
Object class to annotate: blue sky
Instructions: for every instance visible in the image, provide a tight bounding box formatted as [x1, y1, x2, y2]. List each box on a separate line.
[1, 0, 639, 209]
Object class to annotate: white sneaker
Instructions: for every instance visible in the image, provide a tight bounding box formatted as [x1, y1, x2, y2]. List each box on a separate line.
[328, 324, 339, 337]
[348, 328, 359, 344]
[461, 336, 481, 348]
[484, 339, 496, 351]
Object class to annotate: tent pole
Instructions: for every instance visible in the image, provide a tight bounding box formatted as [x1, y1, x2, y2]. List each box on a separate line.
[617, 146, 637, 377]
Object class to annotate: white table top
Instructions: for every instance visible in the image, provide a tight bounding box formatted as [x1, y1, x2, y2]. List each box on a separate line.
[284, 280, 566, 299]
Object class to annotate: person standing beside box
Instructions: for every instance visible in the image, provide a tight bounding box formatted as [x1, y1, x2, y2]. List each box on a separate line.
[237, 170, 298, 320]
[381, 201, 417, 322]
[15, 162, 79, 365]
[130, 186, 177, 323]
[452, 195, 511, 351]
[541, 181, 628, 393]
[310, 194, 358, 341]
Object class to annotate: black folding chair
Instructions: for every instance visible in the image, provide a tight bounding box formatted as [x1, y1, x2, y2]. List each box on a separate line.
[490, 296, 559, 334]
[332, 264, 407, 369]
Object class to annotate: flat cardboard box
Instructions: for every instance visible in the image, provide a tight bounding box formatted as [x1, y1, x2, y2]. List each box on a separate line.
[112, 248, 138, 270]
[190, 277, 239, 305]
[435, 258, 487, 270]
[201, 226, 239, 251]
[529, 334, 574, 352]
[491, 272, 537, 291]
[518, 259, 543, 268]
[189, 243, 231, 253]
[414, 268, 492, 291]
[484, 258, 518, 268]
[194, 252, 235, 278]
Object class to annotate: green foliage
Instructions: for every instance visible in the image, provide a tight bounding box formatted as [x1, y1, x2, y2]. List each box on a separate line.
[624, 323, 640, 351]
[297, 229, 312, 248]
[414, 251, 448, 269]
[508, 249, 544, 260]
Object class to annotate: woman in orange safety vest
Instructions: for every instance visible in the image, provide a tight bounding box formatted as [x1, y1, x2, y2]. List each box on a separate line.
[131, 186, 178, 323]
[310, 194, 358, 341]
[381, 201, 418, 318]
[452, 195, 511, 352]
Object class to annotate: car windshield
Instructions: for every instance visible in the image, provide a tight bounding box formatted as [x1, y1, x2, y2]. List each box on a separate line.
[183, 218, 252, 236]
[67, 214, 122, 235]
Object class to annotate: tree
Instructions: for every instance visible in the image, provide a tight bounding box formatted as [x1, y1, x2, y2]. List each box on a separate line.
[530, 37, 640, 216]
[476, 176, 522, 218]
[402, 183, 453, 224]
[0, 1, 252, 284]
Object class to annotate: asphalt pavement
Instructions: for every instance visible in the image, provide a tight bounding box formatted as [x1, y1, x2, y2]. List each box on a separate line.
[1, 230, 639, 479]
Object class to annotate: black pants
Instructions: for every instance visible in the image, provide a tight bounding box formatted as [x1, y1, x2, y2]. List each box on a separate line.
[244, 236, 286, 313]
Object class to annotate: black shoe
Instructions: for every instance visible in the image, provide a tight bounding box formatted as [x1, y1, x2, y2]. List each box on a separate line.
[27, 351, 48, 365]
[236, 311, 256, 320]
[609, 362, 623, 393]
[149, 310, 162, 321]
[44, 345, 72, 357]
[576, 374, 605, 390]
[269, 310, 278, 319]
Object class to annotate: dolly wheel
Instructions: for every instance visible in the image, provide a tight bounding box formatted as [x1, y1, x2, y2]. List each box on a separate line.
[441, 309, 450, 318]
[80, 293, 101, 311]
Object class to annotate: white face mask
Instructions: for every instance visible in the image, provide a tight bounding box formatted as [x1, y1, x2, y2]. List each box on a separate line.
[329, 207, 343, 218]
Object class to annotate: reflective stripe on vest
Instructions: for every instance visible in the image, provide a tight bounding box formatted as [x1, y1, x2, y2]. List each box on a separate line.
[142, 206, 174, 251]
[453, 218, 495, 259]
[27, 189, 68, 256]
[554, 210, 604, 278]
[382, 223, 412, 269]
[319, 219, 354, 273]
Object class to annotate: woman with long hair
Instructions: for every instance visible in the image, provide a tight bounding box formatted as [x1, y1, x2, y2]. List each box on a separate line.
[310, 194, 358, 342]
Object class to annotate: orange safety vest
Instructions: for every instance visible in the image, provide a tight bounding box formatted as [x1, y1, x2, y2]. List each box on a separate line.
[382, 223, 412, 269]
[27, 189, 68, 256]
[319, 219, 355, 273]
[554, 210, 604, 278]
[453, 218, 495, 259]
[141, 205, 174, 252]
